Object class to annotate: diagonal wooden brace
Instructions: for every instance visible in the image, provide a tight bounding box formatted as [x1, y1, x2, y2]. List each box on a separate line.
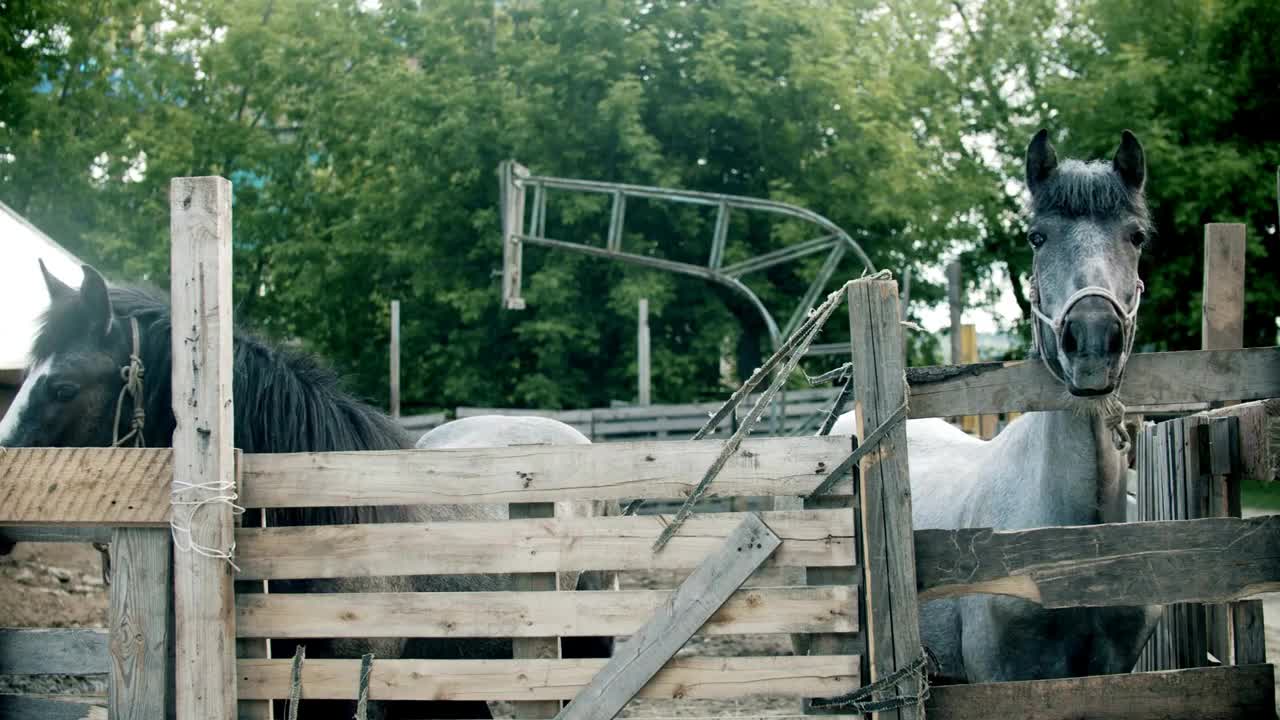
[555, 513, 781, 720]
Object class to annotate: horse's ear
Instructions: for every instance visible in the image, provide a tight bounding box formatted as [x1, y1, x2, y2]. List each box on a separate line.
[78, 265, 114, 337]
[39, 259, 75, 302]
[1025, 129, 1058, 195]
[1113, 129, 1145, 192]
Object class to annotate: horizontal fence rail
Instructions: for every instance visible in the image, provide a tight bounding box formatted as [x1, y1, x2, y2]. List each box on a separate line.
[0, 629, 109, 675]
[924, 664, 1274, 720]
[233, 510, 855, 580]
[0, 448, 171, 526]
[907, 347, 1280, 418]
[240, 436, 850, 508]
[235, 586, 857, 639]
[916, 516, 1280, 608]
[418, 347, 1279, 437]
[236, 655, 859, 702]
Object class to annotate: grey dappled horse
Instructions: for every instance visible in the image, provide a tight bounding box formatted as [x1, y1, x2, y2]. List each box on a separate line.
[0, 267, 611, 719]
[831, 130, 1160, 682]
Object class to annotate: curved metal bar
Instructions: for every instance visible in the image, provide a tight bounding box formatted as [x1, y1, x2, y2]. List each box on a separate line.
[516, 234, 781, 348]
[521, 174, 877, 275]
[505, 164, 875, 360]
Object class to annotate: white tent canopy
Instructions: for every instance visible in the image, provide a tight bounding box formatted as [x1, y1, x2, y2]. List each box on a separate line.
[0, 201, 85, 371]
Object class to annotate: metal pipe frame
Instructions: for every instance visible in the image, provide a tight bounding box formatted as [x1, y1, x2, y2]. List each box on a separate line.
[499, 161, 876, 356]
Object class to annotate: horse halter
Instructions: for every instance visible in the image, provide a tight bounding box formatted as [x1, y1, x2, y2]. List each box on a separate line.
[111, 316, 146, 448]
[1028, 276, 1144, 387]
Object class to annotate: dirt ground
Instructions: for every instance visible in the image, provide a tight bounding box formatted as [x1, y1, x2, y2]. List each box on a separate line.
[3, 540, 1278, 717]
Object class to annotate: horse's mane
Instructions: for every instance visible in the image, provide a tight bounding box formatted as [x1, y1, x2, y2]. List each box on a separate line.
[1032, 159, 1153, 233]
[36, 284, 413, 526]
[36, 284, 411, 454]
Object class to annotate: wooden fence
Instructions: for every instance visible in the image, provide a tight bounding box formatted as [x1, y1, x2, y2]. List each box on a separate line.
[2, 181, 1279, 720]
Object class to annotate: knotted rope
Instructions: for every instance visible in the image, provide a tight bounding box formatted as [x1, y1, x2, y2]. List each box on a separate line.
[356, 653, 375, 720]
[111, 316, 146, 448]
[95, 316, 148, 584]
[808, 651, 932, 713]
[644, 271, 898, 552]
[286, 645, 305, 720]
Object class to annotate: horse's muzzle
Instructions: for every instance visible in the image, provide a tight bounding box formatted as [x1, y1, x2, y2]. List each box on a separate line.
[1061, 300, 1124, 395]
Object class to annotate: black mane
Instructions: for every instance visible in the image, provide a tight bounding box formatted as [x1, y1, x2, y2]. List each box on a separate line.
[1032, 159, 1152, 231]
[35, 284, 410, 454]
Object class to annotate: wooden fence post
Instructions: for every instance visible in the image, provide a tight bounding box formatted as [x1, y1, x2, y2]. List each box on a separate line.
[638, 298, 651, 406]
[1201, 222, 1265, 665]
[947, 261, 962, 365]
[508, 501, 561, 718]
[109, 528, 173, 720]
[849, 279, 923, 720]
[958, 324, 980, 436]
[170, 176, 238, 720]
[390, 299, 401, 419]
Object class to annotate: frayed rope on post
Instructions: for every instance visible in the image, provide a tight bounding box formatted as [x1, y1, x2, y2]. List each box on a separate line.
[287, 645, 305, 720]
[808, 650, 932, 713]
[170, 472, 244, 569]
[643, 271, 896, 552]
[356, 653, 374, 720]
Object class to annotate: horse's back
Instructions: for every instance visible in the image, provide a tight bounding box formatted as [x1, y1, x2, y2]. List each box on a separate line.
[829, 410, 989, 681]
[416, 414, 591, 448]
[830, 411, 986, 529]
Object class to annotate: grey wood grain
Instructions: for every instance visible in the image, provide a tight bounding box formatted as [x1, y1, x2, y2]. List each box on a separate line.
[847, 279, 922, 720]
[556, 513, 781, 720]
[109, 527, 173, 720]
[925, 664, 1274, 720]
[915, 516, 1280, 608]
[0, 629, 108, 675]
[905, 347, 1280, 418]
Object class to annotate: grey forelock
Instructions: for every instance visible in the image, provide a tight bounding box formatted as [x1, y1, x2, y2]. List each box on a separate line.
[1032, 160, 1150, 229]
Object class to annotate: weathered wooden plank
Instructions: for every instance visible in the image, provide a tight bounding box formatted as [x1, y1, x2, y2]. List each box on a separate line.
[509, 501, 561, 719]
[1202, 224, 1246, 352]
[169, 175, 237, 720]
[0, 525, 112, 543]
[108, 528, 172, 720]
[238, 436, 850, 508]
[1232, 600, 1267, 664]
[0, 629, 108, 675]
[1206, 400, 1278, 484]
[925, 665, 1274, 720]
[389, 300, 400, 419]
[848, 279, 922, 720]
[905, 347, 1280, 418]
[797, 492, 860, 670]
[0, 448, 172, 526]
[0, 696, 108, 720]
[558, 514, 781, 720]
[234, 509, 854, 580]
[915, 516, 1280, 608]
[235, 505, 271, 720]
[236, 586, 855, 639]
[236, 655, 859, 701]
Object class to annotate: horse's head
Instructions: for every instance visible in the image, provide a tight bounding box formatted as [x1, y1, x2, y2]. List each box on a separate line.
[1024, 129, 1150, 397]
[0, 263, 134, 447]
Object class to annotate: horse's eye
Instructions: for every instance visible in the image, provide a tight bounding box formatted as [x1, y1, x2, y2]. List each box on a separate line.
[1130, 229, 1148, 247]
[1027, 231, 1047, 249]
[49, 382, 79, 402]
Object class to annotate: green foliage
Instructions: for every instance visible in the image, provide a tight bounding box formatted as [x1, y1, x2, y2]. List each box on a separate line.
[3, 0, 1276, 413]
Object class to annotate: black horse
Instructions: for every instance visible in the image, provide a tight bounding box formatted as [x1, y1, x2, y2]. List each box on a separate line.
[1, 263, 533, 718]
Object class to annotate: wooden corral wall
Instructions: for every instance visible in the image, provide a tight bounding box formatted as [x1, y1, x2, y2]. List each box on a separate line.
[2, 183, 1279, 720]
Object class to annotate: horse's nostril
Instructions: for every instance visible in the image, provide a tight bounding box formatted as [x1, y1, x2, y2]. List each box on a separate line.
[1061, 321, 1079, 355]
[1107, 319, 1123, 355]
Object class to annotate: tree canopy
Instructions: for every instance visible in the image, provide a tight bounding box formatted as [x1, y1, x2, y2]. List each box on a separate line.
[3, 0, 1276, 412]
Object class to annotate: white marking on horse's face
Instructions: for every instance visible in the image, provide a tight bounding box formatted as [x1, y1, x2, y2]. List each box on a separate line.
[0, 357, 53, 446]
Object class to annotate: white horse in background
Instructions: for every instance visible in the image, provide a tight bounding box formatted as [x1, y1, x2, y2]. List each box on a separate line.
[831, 129, 1160, 682]
[415, 414, 620, 659]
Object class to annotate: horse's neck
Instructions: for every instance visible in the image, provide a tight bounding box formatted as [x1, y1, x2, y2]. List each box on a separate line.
[995, 409, 1127, 527]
